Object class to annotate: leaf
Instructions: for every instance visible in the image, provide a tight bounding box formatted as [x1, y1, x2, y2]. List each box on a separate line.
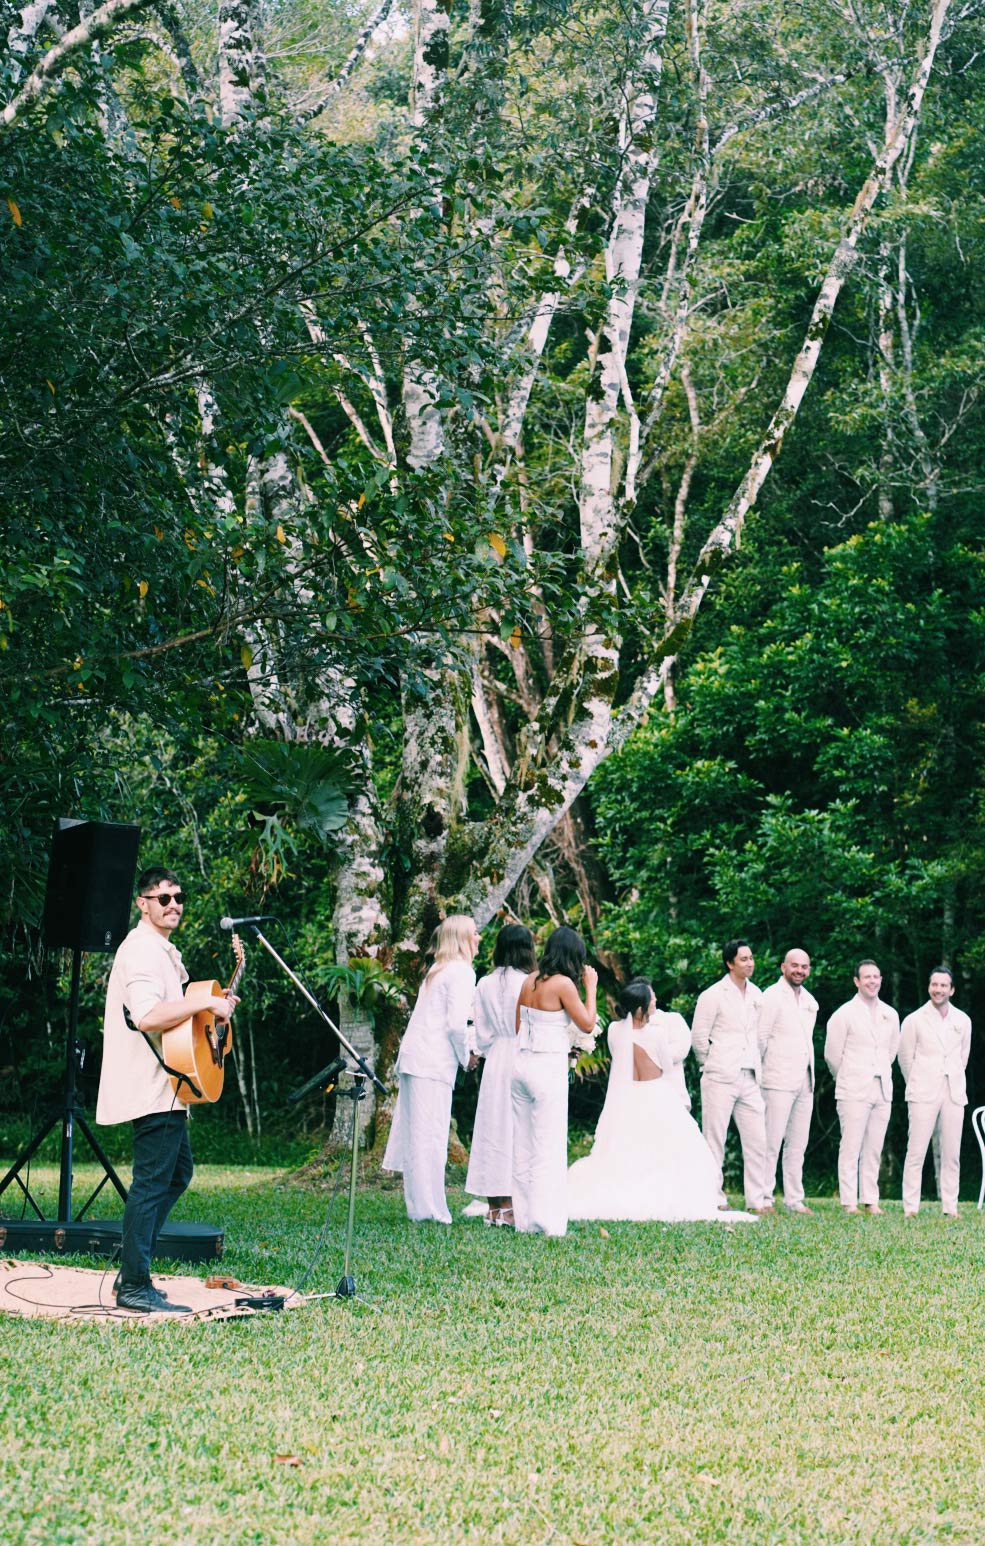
[509, 626, 522, 649]
[202, 202, 214, 220]
[273, 1454, 304, 1468]
[275, 524, 286, 544]
[240, 644, 253, 671]
[443, 532, 455, 543]
[138, 580, 149, 599]
[46, 380, 55, 395]
[7, 199, 22, 227]
[599, 1227, 609, 1238]
[487, 532, 507, 559]
[169, 196, 182, 210]
[153, 526, 164, 541]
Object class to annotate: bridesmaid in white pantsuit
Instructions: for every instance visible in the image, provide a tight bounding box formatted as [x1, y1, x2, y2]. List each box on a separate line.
[899, 967, 972, 1217]
[465, 923, 537, 1227]
[383, 915, 480, 1223]
[512, 927, 598, 1238]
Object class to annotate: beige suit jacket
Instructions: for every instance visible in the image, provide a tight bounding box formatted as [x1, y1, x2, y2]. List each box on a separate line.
[823, 995, 899, 1102]
[898, 1001, 971, 1105]
[692, 975, 763, 1083]
[758, 978, 819, 1091]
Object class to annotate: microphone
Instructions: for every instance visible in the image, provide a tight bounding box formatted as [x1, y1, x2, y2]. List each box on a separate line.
[219, 913, 277, 931]
[288, 1056, 347, 1105]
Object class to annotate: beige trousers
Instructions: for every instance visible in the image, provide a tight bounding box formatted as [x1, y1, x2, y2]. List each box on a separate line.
[764, 1073, 813, 1208]
[700, 1069, 769, 1210]
[902, 1097, 964, 1213]
[836, 1079, 891, 1207]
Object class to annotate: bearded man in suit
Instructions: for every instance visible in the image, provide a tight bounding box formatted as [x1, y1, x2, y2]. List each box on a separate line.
[759, 948, 819, 1215]
[824, 959, 900, 1215]
[899, 967, 972, 1218]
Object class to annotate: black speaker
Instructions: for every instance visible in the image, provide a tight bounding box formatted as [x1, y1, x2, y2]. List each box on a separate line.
[43, 819, 142, 953]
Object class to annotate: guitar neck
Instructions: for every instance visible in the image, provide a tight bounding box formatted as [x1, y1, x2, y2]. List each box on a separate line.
[225, 933, 246, 998]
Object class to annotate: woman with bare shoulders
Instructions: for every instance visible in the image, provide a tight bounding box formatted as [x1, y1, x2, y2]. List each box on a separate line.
[511, 926, 598, 1237]
[568, 977, 757, 1222]
[383, 915, 480, 1224]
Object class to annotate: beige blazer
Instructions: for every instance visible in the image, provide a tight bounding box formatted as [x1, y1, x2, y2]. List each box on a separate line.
[692, 975, 763, 1083]
[823, 995, 899, 1102]
[758, 978, 819, 1091]
[898, 1001, 971, 1105]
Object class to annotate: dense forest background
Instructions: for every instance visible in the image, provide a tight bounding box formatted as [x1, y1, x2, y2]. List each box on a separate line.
[2, 0, 983, 1189]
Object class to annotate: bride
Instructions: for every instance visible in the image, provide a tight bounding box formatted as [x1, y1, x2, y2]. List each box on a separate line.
[568, 978, 757, 1223]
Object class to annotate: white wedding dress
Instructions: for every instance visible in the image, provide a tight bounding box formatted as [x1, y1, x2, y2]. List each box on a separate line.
[568, 1016, 757, 1222]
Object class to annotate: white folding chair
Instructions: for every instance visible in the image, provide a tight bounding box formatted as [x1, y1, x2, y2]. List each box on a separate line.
[972, 1107, 985, 1210]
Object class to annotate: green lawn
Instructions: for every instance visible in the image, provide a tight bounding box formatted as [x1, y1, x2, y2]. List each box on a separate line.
[2, 1164, 984, 1545]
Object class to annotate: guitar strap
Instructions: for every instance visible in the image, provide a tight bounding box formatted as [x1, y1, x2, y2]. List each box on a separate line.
[122, 1004, 204, 1103]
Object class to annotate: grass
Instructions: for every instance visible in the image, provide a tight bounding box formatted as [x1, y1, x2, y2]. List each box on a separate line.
[1, 1161, 984, 1545]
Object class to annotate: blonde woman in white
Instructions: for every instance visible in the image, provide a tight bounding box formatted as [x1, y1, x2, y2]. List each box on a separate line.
[465, 923, 537, 1227]
[383, 915, 479, 1223]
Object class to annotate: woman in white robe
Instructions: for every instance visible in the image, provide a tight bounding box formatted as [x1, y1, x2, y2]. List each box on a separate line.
[512, 927, 598, 1238]
[568, 978, 757, 1223]
[465, 924, 537, 1226]
[383, 915, 480, 1223]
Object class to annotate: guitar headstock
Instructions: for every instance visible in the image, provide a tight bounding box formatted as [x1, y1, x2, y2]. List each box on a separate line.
[232, 932, 246, 970]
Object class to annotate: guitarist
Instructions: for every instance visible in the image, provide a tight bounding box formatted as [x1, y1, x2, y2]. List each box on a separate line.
[96, 867, 237, 1313]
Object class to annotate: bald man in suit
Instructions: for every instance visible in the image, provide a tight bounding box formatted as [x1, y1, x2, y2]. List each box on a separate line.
[824, 959, 900, 1215]
[759, 948, 819, 1214]
[899, 967, 972, 1217]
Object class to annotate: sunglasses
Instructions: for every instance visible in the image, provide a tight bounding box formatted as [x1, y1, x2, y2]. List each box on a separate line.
[142, 890, 185, 906]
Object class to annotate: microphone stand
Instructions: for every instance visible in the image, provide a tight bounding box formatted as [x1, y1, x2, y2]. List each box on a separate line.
[244, 924, 385, 1303]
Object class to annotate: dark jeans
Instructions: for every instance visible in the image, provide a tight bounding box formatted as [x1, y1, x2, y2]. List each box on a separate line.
[120, 1111, 194, 1286]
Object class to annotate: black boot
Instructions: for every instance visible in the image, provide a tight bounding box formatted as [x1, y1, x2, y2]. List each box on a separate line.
[116, 1281, 191, 1314]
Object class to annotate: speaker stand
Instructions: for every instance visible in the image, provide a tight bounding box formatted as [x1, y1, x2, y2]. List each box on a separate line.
[0, 948, 131, 1222]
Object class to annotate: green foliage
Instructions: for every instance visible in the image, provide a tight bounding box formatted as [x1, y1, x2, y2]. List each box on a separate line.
[319, 956, 404, 1027]
[595, 507, 985, 1030]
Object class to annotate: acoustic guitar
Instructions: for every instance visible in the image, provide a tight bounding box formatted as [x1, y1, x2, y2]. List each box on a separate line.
[162, 934, 245, 1104]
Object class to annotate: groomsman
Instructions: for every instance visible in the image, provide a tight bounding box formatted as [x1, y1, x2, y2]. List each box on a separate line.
[759, 949, 819, 1214]
[899, 967, 972, 1217]
[692, 940, 771, 1213]
[824, 960, 900, 1215]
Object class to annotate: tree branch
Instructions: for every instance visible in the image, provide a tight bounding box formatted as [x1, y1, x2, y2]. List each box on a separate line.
[1, 0, 154, 136]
